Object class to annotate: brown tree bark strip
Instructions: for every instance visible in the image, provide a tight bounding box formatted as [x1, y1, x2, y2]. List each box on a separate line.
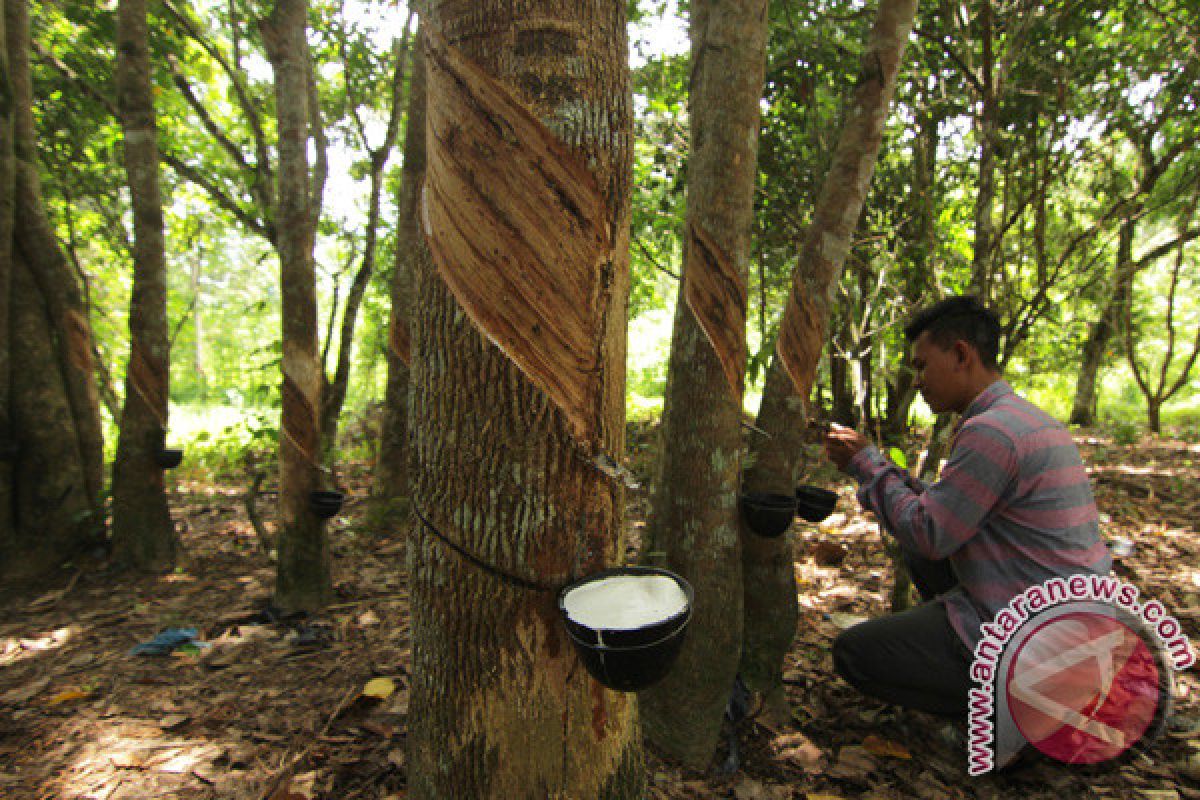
[261, 0, 330, 613]
[637, 0, 768, 769]
[372, 35, 427, 528]
[111, 0, 177, 570]
[742, 0, 918, 703]
[683, 221, 748, 399]
[419, 29, 613, 447]
[406, 2, 640, 796]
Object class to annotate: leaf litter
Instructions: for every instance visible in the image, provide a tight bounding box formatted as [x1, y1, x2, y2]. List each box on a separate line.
[0, 432, 1196, 798]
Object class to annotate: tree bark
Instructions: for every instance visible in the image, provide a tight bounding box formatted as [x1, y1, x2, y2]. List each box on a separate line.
[0, 0, 15, 556]
[637, 0, 769, 767]
[320, 23, 415, 455]
[261, 0, 330, 612]
[111, 0, 177, 570]
[9, 0, 104, 508]
[970, 0, 997, 300]
[371, 36, 425, 531]
[405, 2, 640, 796]
[1070, 218, 1134, 427]
[740, 0, 918, 705]
[1, 0, 105, 585]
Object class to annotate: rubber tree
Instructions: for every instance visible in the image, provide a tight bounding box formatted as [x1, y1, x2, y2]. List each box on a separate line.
[319, 10, 416, 455]
[1, 0, 105, 585]
[261, 0, 331, 612]
[637, 0, 770, 768]
[110, 0, 177, 570]
[405, 2, 641, 797]
[739, 0, 918, 706]
[0, 0, 14, 562]
[371, 33, 424, 531]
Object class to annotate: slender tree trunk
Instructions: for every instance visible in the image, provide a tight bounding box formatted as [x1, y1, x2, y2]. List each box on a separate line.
[321, 21, 414, 457]
[191, 257, 207, 401]
[319, 160, 382, 455]
[371, 37, 425, 530]
[1071, 217, 1135, 427]
[1, 0, 105, 585]
[830, 350, 854, 425]
[262, 0, 330, 612]
[740, 0, 918, 705]
[405, 4, 640, 796]
[637, 0, 769, 767]
[0, 0, 15, 555]
[111, 0, 176, 570]
[970, 0, 997, 301]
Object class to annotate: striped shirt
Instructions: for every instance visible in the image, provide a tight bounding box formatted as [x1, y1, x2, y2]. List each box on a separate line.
[847, 380, 1111, 650]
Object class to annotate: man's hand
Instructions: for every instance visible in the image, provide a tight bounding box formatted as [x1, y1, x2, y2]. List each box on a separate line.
[824, 422, 870, 471]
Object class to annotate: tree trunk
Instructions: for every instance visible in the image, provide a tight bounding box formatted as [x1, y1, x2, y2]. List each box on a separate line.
[261, 0, 330, 612]
[371, 36, 425, 531]
[111, 0, 176, 570]
[320, 20, 415, 457]
[192, 257, 207, 401]
[830, 350, 854, 425]
[1070, 217, 1135, 427]
[637, 0, 769, 767]
[1, 0, 105, 586]
[740, 0, 917, 705]
[0, 0, 15, 559]
[405, 4, 640, 797]
[970, 0, 997, 301]
[9, 0, 104, 508]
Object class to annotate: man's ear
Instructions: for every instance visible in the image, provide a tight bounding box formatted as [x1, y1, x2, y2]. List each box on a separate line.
[954, 339, 974, 369]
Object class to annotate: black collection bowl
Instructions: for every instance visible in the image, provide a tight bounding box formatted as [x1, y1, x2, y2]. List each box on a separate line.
[795, 485, 838, 522]
[739, 491, 797, 537]
[156, 448, 184, 469]
[558, 566, 694, 692]
[309, 490, 345, 519]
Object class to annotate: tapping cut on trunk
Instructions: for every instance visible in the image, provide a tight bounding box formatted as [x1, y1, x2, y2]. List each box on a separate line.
[683, 221, 747, 399]
[419, 30, 614, 447]
[775, 288, 826, 400]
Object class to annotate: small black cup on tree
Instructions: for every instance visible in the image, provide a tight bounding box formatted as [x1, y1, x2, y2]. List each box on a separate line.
[155, 447, 184, 469]
[558, 566, 694, 692]
[309, 490, 345, 519]
[739, 491, 797, 537]
[795, 485, 838, 522]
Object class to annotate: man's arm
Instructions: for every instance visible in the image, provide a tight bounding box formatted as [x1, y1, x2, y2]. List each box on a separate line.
[838, 422, 1018, 559]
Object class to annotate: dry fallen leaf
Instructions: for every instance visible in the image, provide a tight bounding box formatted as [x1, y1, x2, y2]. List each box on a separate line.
[362, 677, 396, 700]
[862, 733, 911, 760]
[47, 688, 91, 706]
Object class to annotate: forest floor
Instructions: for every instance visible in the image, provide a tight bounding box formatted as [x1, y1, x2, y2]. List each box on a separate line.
[2, 429, 1199, 800]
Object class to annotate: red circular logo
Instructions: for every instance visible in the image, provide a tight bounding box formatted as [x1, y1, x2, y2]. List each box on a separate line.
[1005, 611, 1163, 764]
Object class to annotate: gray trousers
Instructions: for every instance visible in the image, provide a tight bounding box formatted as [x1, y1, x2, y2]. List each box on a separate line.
[832, 553, 973, 716]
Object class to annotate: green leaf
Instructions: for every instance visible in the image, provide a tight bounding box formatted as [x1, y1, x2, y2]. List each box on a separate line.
[888, 447, 908, 469]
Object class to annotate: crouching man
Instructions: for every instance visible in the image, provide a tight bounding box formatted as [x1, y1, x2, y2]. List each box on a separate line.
[824, 296, 1110, 718]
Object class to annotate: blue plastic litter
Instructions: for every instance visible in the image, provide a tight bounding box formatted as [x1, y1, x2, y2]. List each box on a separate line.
[131, 627, 207, 655]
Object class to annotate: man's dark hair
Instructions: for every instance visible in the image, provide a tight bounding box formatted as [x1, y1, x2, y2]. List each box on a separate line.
[903, 295, 1001, 369]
